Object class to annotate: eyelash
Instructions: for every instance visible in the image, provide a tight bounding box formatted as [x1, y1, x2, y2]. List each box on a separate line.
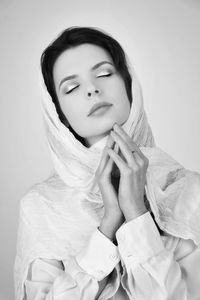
[65, 73, 113, 94]
[65, 86, 79, 94]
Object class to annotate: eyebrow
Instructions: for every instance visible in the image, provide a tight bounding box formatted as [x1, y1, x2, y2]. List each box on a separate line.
[58, 61, 113, 90]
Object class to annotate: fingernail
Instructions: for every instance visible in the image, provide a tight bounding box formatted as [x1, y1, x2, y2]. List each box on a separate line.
[106, 135, 114, 147]
[114, 123, 120, 131]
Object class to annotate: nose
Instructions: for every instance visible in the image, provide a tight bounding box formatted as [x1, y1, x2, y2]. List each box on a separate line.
[87, 84, 101, 98]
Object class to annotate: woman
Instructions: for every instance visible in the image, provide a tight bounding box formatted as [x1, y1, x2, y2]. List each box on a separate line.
[14, 26, 200, 299]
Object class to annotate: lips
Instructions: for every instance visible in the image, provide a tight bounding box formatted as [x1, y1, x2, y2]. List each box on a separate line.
[88, 102, 113, 116]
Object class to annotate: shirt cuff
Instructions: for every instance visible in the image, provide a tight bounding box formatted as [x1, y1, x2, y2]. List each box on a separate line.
[76, 228, 120, 281]
[116, 212, 164, 269]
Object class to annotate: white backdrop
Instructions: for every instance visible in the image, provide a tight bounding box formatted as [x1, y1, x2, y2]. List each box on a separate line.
[0, 0, 200, 299]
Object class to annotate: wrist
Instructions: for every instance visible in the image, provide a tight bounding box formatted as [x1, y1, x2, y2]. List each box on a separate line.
[99, 215, 123, 241]
[98, 223, 115, 241]
[123, 204, 147, 222]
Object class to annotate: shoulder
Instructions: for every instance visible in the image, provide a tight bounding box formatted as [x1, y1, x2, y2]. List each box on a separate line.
[19, 171, 67, 215]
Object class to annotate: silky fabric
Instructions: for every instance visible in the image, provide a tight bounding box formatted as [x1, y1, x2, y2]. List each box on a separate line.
[14, 49, 200, 300]
[24, 213, 200, 299]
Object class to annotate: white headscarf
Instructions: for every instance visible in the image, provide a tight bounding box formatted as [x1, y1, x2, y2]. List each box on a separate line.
[39, 61, 155, 194]
[14, 39, 200, 300]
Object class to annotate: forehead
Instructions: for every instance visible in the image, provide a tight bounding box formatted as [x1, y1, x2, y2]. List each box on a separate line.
[53, 44, 113, 82]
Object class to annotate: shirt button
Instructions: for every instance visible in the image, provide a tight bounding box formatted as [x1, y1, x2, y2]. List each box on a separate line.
[109, 253, 119, 261]
[97, 270, 105, 276]
[118, 234, 125, 243]
[126, 253, 133, 258]
[97, 270, 105, 277]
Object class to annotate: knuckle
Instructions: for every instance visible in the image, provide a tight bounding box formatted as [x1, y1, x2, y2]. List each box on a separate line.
[138, 157, 149, 169]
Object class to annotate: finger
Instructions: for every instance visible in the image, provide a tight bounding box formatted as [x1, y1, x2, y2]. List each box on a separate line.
[96, 149, 109, 175]
[113, 123, 133, 147]
[107, 147, 131, 177]
[114, 123, 148, 162]
[103, 145, 116, 176]
[96, 133, 119, 180]
[105, 132, 115, 148]
[133, 151, 149, 170]
[96, 135, 115, 175]
[111, 129, 149, 171]
[110, 143, 120, 177]
[113, 141, 119, 154]
[104, 141, 119, 173]
[110, 130, 138, 168]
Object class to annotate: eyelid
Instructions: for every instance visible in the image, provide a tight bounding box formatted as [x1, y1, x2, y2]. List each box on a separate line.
[64, 69, 114, 94]
[96, 70, 113, 77]
[65, 85, 79, 94]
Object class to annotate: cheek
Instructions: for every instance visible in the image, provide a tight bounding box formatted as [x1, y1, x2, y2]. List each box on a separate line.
[115, 85, 131, 118]
[61, 99, 87, 125]
[114, 82, 130, 107]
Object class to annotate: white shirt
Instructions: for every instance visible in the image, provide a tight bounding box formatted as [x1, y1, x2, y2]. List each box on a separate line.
[24, 212, 200, 299]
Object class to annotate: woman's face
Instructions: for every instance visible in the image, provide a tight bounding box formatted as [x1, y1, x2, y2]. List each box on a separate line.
[53, 43, 131, 147]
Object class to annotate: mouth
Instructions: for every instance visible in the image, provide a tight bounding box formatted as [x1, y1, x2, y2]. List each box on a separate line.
[88, 102, 113, 117]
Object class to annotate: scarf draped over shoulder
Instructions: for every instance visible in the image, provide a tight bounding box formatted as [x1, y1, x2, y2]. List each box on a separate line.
[14, 57, 200, 300]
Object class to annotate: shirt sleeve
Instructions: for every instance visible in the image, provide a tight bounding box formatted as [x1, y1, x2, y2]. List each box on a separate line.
[24, 228, 120, 300]
[115, 211, 200, 299]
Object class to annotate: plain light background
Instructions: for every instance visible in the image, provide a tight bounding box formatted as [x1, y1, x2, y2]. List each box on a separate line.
[0, 0, 200, 299]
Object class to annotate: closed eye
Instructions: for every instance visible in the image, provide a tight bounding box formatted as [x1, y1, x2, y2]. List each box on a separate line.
[65, 85, 79, 94]
[65, 73, 112, 94]
[97, 73, 112, 78]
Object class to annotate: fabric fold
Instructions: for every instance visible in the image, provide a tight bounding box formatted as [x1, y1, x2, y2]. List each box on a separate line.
[14, 51, 200, 300]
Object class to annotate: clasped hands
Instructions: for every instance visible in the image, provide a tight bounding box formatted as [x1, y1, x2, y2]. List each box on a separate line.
[95, 123, 149, 228]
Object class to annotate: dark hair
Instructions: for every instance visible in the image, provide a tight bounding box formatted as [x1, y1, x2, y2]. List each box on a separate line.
[40, 26, 133, 145]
